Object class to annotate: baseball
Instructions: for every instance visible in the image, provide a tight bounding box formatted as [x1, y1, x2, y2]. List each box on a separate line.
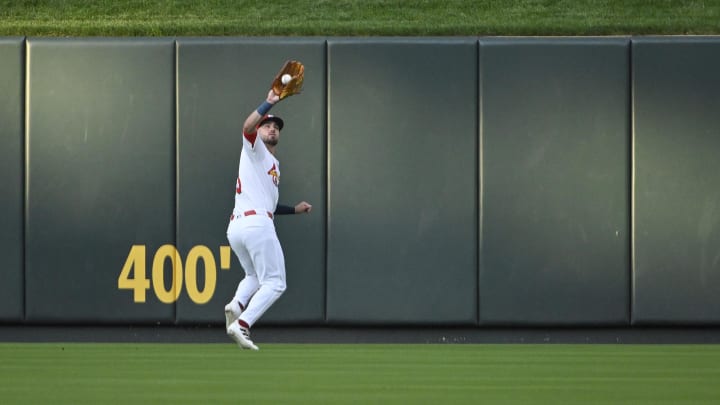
[281, 74, 292, 85]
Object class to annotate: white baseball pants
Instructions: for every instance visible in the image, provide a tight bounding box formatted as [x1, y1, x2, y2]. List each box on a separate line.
[226, 214, 287, 327]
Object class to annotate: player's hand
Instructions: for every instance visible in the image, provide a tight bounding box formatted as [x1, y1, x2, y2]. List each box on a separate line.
[266, 89, 280, 105]
[294, 201, 312, 214]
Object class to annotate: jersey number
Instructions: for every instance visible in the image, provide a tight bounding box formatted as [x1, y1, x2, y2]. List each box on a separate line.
[236, 177, 241, 194]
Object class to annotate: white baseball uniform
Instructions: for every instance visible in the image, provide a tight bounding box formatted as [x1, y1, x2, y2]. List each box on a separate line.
[226, 128, 286, 328]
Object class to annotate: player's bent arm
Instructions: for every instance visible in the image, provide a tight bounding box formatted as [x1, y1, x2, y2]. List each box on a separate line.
[274, 202, 312, 215]
[274, 204, 295, 215]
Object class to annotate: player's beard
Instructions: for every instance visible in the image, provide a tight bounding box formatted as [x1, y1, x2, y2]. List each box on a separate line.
[261, 130, 279, 147]
[264, 138, 278, 147]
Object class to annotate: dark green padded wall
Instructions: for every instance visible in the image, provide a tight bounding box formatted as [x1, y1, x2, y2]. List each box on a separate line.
[175, 38, 326, 324]
[25, 39, 175, 323]
[0, 38, 24, 321]
[326, 38, 478, 325]
[480, 38, 631, 325]
[6, 36, 720, 328]
[633, 38, 720, 324]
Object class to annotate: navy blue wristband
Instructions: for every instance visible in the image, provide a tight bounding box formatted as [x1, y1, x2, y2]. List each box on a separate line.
[257, 101, 273, 116]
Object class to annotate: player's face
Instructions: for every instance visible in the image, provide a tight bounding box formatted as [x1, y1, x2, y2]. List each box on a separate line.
[259, 122, 281, 146]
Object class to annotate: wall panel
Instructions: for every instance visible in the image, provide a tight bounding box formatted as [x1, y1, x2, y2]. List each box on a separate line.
[633, 38, 720, 324]
[326, 38, 478, 325]
[25, 39, 175, 323]
[480, 38, 631, 325]
[0, 38, 24, 322]
[175, 38, 326, 324]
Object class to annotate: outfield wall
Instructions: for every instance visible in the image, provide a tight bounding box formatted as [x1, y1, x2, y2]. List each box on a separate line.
[1, 36, 719, 327]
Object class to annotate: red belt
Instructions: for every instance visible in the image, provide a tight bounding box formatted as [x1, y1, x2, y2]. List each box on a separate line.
[230, 210, 273, 220]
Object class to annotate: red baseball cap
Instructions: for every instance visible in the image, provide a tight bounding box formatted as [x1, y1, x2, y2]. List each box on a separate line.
[257, 114, 284, 130]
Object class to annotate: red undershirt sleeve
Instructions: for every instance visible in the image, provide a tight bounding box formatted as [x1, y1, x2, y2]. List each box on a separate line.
[243, 131, 257, 147]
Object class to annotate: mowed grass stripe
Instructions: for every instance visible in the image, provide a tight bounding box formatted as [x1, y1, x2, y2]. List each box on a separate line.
[1, 343, 719, 404]
[1, 0, 720, 36]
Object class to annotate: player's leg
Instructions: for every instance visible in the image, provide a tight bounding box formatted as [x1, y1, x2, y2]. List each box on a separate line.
[227, 261, 259, 329]
[226, 219, 282, 350]
[226, 227, 261, 350]
[232, 249, 260, 312]
[225, 223, 260, 329]
[237, 229, 286, 328]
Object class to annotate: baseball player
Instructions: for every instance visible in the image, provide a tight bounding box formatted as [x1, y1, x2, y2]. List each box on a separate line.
[224, 78, 311, 350]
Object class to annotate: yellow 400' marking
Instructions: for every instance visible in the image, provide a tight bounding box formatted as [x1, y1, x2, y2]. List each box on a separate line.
[117, 245, 232, 304]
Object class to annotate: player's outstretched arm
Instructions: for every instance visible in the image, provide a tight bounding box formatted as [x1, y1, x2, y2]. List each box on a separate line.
[243, 89, 281, 134]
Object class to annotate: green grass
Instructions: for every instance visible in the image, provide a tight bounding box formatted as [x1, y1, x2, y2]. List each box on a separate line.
[1, 0, 720, 36]
[1, 343, 720, 404]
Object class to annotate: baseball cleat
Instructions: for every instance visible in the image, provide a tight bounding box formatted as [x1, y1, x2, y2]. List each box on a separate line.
[224, 302, 242, 331]
[227, 321, 259, 351]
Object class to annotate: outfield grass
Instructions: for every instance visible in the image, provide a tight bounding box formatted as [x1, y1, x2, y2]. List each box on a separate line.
[1, 0, 720, 36]
[1, 343, 719, 404]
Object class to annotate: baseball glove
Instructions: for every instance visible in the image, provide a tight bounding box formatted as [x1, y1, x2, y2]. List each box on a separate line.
[271, 60, 305, 100]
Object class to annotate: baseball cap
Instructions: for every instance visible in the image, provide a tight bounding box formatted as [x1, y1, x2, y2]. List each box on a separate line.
[257, 114, 284, 130]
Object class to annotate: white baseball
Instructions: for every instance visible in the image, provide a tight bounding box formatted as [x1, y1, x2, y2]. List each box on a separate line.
[281, 74, 292, 85]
